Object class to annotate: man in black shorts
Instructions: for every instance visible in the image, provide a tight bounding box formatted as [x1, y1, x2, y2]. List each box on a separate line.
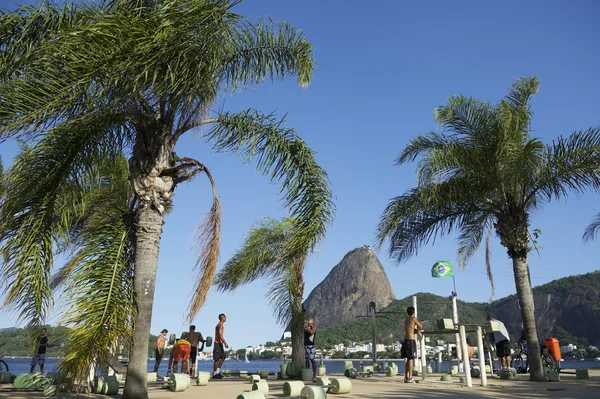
[187, 325, 204, 377]
[487, 316, 511, 371]
[212, 314, 228, 378]
[401, 306, 422, 383]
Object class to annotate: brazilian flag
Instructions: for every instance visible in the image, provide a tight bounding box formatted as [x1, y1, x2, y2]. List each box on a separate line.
[431, 260, 454, 278]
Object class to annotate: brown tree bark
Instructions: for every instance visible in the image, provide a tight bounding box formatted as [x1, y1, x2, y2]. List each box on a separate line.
[511, 256, 544, 381]
[122, 204, 164, 398]
[291, 261, 306, 379]
[123, 135, 174, 398]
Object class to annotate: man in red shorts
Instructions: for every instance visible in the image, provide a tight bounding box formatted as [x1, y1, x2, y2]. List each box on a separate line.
[172, 332, 191, 374]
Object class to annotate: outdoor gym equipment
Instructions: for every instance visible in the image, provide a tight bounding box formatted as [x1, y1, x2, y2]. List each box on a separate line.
[237, 377, 352, 399]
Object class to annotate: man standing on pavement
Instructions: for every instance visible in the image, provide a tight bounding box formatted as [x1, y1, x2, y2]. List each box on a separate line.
[304, 318, 317, 382]
[30, 327, 56, 376]
[401, 306, 423, 383]
[212, 314, 228, 379]
[154, 329, 168, 373]
[487, 316, 511, 371]
[187, 325, 205, 377]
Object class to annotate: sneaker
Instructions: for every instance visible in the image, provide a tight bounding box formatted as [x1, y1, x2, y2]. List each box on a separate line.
[212, 373, 223, 379]
[312, 377, 317, 383]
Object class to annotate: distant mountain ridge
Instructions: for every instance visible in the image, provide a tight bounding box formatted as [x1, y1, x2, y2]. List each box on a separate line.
[303, 246, 396, 329]
[315, 271, 600, 348]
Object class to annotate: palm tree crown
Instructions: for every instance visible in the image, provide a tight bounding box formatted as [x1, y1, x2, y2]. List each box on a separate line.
[214, 217, 311, 377]
[0, 1, 333, 396]
[377, 77, 600, 380]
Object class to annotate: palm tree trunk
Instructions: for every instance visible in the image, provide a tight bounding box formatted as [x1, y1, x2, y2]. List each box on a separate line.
[123, 205, 164, 399]
[511, 256, 544, 381]
[291, 264, 306, 379]
[291, 303, 305, 378]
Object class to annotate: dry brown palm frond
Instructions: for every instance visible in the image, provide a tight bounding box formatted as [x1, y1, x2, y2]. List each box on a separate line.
[486, 229, 495, 302]
[188, 168, 221, 322]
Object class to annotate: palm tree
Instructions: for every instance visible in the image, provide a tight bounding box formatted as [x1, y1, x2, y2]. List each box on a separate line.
[0, 1, 333, 397]
[214, 217, 314, 377]
[1, 143, 137, 384]
[376, 77, 600, 381]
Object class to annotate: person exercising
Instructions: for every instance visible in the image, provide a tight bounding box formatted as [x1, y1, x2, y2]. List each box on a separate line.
[304, 318, 317, 382]
[401, 306, 422, 383]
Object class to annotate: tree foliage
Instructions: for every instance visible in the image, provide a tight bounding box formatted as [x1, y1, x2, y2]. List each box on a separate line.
[0, 1, 333, 393]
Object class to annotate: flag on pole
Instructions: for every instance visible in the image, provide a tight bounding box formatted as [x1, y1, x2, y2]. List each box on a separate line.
[431, 260, 454, 278]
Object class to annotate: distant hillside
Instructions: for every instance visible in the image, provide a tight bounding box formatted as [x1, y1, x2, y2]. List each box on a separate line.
[316, 272, 600, 348]
[0, 326, 159, 357]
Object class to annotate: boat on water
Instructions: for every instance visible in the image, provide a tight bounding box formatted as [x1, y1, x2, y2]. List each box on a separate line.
[596, 357, 600, 361]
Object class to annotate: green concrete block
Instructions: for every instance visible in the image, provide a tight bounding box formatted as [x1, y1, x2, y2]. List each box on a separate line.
[546, 371, 560, 382]
[440, 374, 452, 382]
[576, 369, 589, 379]
[437, 319, 455, 331]
[500, 370, 515, 380]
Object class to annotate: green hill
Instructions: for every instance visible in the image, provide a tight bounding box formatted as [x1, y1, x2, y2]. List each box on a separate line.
[317, 272, 600, 349]
[0, 326, 159, 358]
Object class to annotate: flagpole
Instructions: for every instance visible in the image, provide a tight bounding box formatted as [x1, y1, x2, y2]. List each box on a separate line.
[453, 275, 457, 296]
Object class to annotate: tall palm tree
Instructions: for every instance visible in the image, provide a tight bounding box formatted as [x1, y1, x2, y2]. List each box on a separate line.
[0, 1, 333, 397]
[376, 77, 600, 381]
[214, 217, 313, 377]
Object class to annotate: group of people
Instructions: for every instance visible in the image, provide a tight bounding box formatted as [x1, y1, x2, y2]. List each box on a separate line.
[29, 310, 513, 384]
[400, 308, 513, 383]
[154, 313, 228, 378]
[152, 314, 320, 382]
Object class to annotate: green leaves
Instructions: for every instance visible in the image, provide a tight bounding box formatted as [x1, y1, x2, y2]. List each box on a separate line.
[378, 76, 600, 284]
[214, 217, 301, 326]
[207, 109, 334, 260]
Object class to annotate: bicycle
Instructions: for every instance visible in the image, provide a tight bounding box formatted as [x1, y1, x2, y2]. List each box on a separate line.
[510, 339, 558, 373]
[0, 357, 8, 373]
[0, 342, 9, 373]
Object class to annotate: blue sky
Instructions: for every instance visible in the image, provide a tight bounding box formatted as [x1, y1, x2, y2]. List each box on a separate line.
[1, 0, 599, 349]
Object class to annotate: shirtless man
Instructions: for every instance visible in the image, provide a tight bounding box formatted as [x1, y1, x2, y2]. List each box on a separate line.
[154, 329, 168, 373]
[212, 314, 229, 379]
[401, 306, 422, 383]
[187, 325, 205, 377]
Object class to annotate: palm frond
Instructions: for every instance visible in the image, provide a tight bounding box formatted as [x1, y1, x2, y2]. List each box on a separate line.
[533, 127, 600, 202]
[52, 155, 135, 385]
[583, 212, 600, 242]
[485, 230, 495, 302]
[502, 76, 540, 113]
[456, 214, 488, 269]
[377, 181, 487, 263]
[188, 167, 222, 322]
[433, 96, 496, 139]
[206, 109, 334, 260]
[266, 270, 295, 326]
[0, 114, 126, 327]
[220, 19, 314, 92]
[214, 218, 291, 291]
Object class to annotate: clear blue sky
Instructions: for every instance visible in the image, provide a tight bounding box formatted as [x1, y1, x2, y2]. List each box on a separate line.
[1, 0, 599, 349]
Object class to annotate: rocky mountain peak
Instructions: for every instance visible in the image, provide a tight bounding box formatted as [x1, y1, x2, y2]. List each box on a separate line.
[303, 246, 396, 329]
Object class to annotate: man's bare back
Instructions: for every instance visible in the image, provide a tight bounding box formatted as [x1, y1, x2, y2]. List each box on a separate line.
[404, 315, 423, 340]
[187, 331, 202, 347]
